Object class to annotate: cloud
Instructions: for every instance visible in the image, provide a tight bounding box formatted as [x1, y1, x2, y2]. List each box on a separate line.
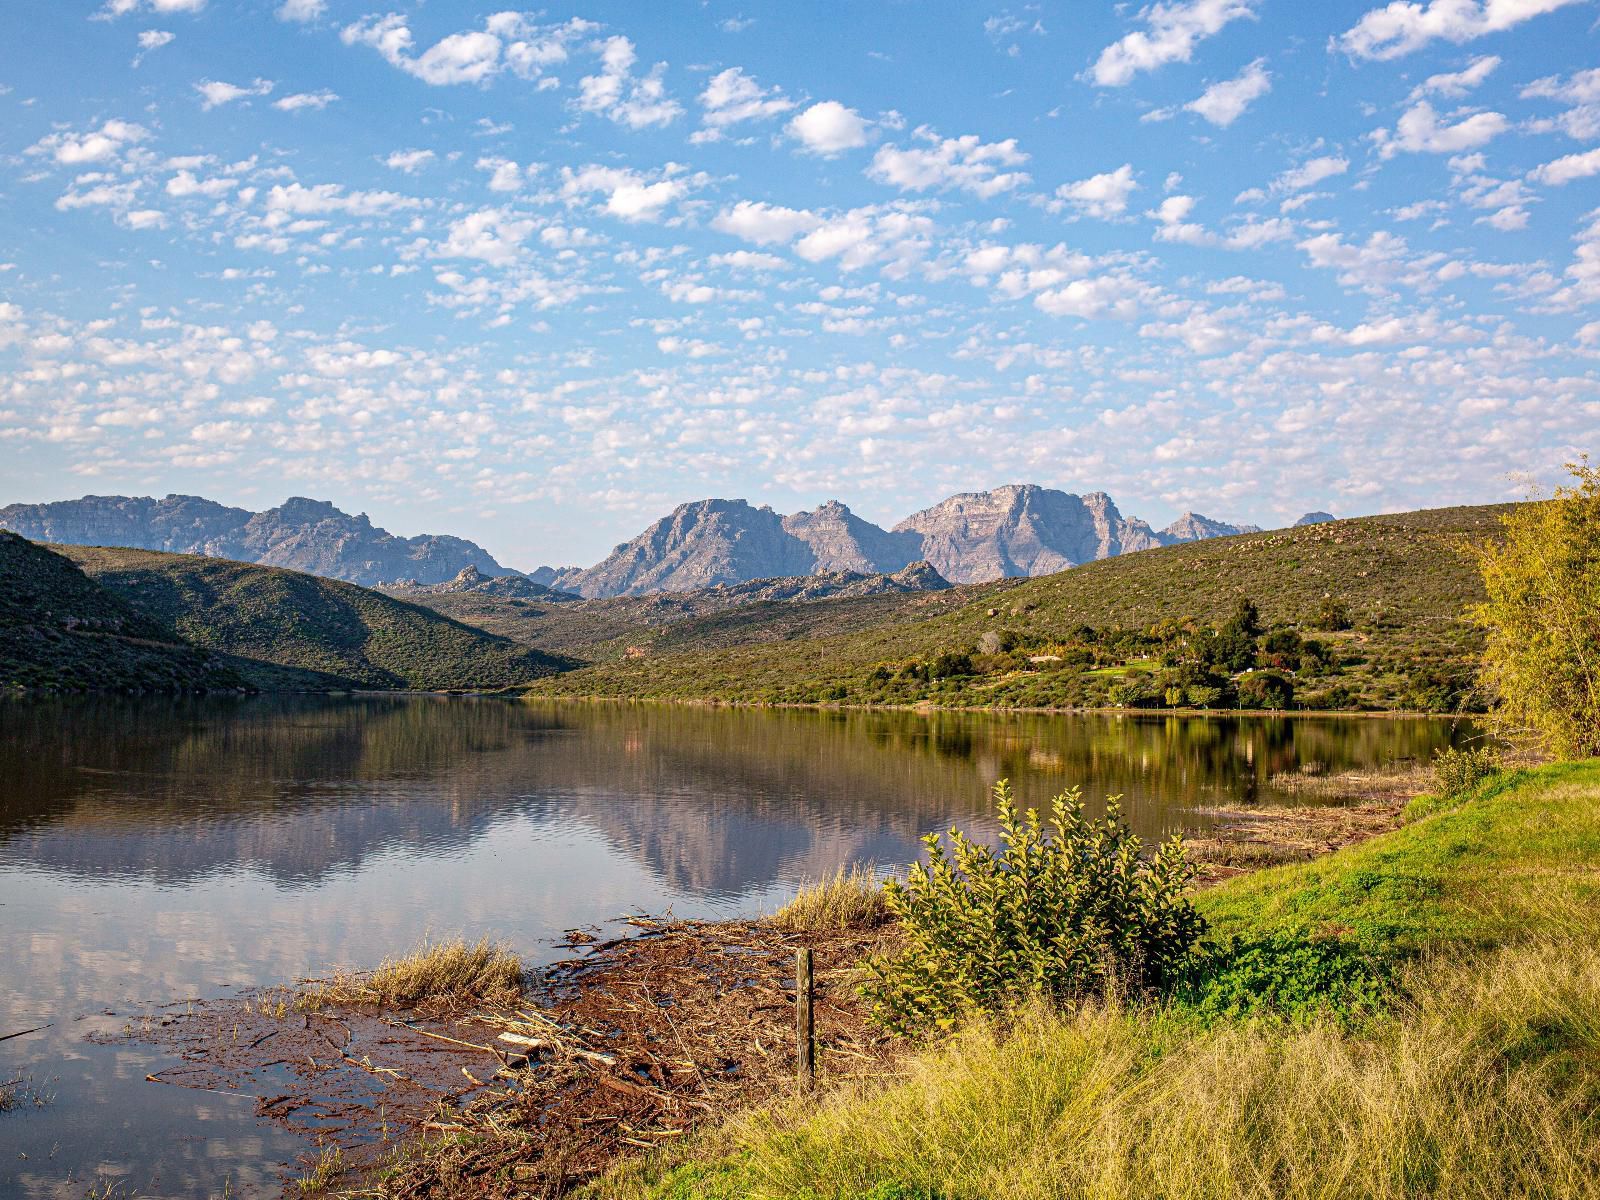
[697, 67, 792, 133]
[264, 182, 420, 217]
[276, 0, 323, 20]
[561, 164, 690, 221]
[712, 200, 824, 244]
[868, 128, 1030, 198]
[1529, 146, 1600, 185]
[1034, 274, 1146, 319]
[1272, 155, 1349, 193]
[96, 0, 204, 16]
[787, 101, 870, 155]
[274, 89, 338, 112]
[1338, 0, 1584, 61]
[1409, 54, 1499, 98]
[1056, 164, 1139, 218]
[476, 156, 524, 192]
[195, 78, 274, 110]
[27, 119, 149, 165]
[342, 12, 590, 88]
[1522, 67, 1600, 104]
[131, 28, 174, 65]
[434, 208, 537, 265]
[1185, 58, 1271, 126]
[1090, 0, 1259, 87]
[575, 35, 682, 128]
[1373, 100, 1508, 156]
[385, 149, 435, 173]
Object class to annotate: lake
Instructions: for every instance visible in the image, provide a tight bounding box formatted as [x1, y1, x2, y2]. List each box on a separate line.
[0, 695, 1468, 1197]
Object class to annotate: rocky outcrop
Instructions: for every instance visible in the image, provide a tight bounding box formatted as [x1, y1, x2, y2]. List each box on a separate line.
[389, 565, 579, 601]
[780, 501, 923, 574]
[894, 485, 1167, 584]
[1295, 511, 1335, 526]
[548, 500, 817, 598]
[0, 495, 515, 587]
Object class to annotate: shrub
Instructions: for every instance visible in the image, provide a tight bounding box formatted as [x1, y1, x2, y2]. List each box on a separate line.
[1314, 596, 1353, 631]
[1431, 744, 1499, 801]
[863, 781, 1205, 1037]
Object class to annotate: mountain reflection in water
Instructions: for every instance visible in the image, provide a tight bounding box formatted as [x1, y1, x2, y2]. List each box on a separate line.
[0, 695, 1468, 1199]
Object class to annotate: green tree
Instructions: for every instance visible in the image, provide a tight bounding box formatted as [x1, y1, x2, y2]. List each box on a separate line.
[1472, 459, 1600, 758]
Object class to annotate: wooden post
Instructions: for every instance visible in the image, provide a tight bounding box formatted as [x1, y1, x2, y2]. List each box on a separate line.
[796, 947, 815, 1093]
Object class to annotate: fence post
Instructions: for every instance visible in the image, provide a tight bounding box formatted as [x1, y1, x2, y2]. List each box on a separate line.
[796, 946, 815, 1093]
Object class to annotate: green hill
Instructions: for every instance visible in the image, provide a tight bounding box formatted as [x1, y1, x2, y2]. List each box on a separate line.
[529, 505, 1506, 712]
[59, 545, 571, 691]
[0, 532, 244, 693]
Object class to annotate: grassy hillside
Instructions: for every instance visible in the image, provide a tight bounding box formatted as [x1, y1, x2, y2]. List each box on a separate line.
[0, 532, 244, 693]
[402, 586, 977, 663]
[530, 505, 1506, 712]
[605, 761, 1600, 1200]
[60, 546, 571, 691]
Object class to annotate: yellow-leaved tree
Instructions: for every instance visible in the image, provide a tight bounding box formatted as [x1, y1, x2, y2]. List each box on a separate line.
[1473, 458, 1600, 758]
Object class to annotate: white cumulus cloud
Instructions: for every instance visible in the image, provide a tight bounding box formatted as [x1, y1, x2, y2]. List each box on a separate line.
[195, 78, 274, 110]
[1056, 164, 1139, 218]
[1338, 0, 1585, 61]
[1091, 0, 1259, 87]
[868, 128, 1029, 198]
[1185, 58, 1271, 126]
[787, 101, 870, 155]
[575, 35, 682, 129]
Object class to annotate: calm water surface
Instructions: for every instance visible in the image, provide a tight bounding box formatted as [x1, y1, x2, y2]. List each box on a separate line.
[0, 696, 1469, 1197]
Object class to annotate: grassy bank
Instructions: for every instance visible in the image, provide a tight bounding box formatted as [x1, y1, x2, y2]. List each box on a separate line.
[593, 761, 1600, 1200]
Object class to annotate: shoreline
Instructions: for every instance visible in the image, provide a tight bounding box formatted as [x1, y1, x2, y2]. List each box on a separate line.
[521, 690, 1478, 722]
[115, 760, 1436, 1196]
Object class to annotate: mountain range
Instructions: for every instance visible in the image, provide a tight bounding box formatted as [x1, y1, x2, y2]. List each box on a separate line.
[532, 486, 1263, 597]
[1, 485, 1276, 598]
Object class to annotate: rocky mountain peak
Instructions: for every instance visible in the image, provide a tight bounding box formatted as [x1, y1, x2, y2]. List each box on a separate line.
[1295, 511, 1336, 526]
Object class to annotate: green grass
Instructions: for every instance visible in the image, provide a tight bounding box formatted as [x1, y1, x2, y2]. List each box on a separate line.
[0, 532, 244, 693]
[585, 761, 1600, 1200]
[59, 545, 572, 691]
[530, 505, 1504, 713]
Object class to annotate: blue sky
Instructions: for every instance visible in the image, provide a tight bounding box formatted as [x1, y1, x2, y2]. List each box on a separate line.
[0, 0, 1596, 569]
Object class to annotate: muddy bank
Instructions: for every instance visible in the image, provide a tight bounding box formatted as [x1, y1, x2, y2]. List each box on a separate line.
[115, 918, 897, 1196]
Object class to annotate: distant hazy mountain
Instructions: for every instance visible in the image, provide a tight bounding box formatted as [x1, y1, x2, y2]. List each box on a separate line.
[1295, 511, 1336, 526]
[544, 485, 1259, 597]
[0, 494, 515, 587]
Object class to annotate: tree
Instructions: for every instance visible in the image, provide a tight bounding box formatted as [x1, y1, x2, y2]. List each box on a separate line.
[1224, 597, 1264, 639]
[1473, 459, 1600, 758]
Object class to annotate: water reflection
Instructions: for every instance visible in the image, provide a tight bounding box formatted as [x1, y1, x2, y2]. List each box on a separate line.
[0, 695, 1468, 1198]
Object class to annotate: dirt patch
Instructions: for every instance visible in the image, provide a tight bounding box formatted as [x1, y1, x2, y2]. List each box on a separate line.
[113, 918, 898, 1196]
[1186, 760, 1431, 883]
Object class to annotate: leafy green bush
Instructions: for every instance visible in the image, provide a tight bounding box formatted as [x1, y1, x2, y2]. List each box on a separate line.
[1173, 932, 1392, 1027]
[1432, 744, 1500, 800]
[864, 781, 1206, 1037]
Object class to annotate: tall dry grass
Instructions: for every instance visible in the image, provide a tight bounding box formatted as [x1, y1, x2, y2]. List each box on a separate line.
[301, 936, 523, 1009]
[772, 865, 888, 933]
[727, 928, 1600, 1200]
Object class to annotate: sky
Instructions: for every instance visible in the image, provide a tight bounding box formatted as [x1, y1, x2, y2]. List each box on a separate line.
[0, 0, 1597, 571]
